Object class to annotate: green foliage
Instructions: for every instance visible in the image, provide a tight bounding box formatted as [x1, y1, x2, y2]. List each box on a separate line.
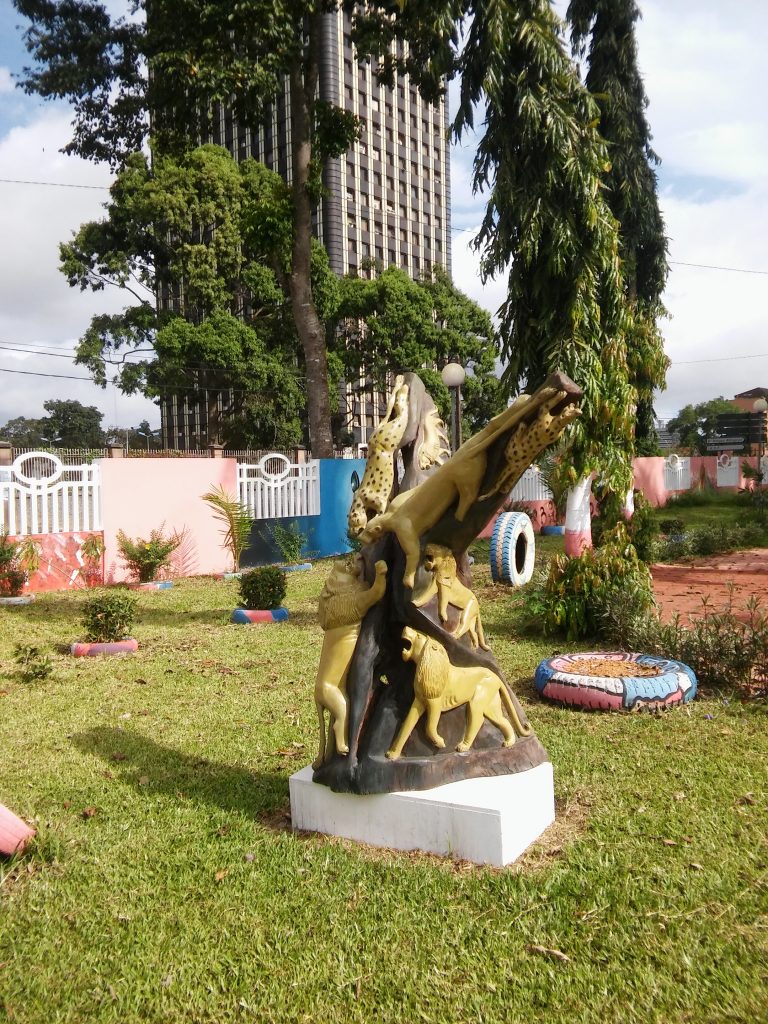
[269, 522, 308, 566]
[0, 533, 40, 597]
[81, 591, 138, 643]
[238, 566, 287, 610]
[667, 398, 740, 455]
[13, 643, 54, 685]
[524, 525, 654, 640]
[334, 265, 504, 434]
[535, 444, 572, 524]
[655, 523, 765, 563]
[0, 401, 105, 448]
[595, 589, 768, 698]
[202, 487, 252, 572]
[593, 491, 658, 563]
[116, 527, 181, 583]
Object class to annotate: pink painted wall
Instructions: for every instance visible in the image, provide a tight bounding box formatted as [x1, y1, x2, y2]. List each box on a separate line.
[480, 500, 556, 539]
[632, 457, 667, 506]
[100, 458, 237, 582]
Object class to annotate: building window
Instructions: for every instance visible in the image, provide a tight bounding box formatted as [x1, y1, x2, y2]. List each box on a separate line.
[386, 176, 394, 191]
[373, 171, 381, 186]
[372, 147, 380, 161]
[359, 141, 368, 156]
[389, 249, 396, 264]
[398, 132, 406, 146]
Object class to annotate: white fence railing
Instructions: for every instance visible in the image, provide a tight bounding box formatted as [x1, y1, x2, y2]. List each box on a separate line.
[238, 454, 321, 520]
[715, 454, 740, 488]
[509, 466, 554, 503]
[663, 455, 691, 492]
[0, 452, 101, 536]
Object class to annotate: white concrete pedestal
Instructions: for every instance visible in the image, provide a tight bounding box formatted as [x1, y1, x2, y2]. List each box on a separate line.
[289, 762, 555, 867]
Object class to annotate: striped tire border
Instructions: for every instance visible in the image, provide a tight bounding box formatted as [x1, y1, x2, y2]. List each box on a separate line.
[489, 512, 536, 585]
[534, 652, 697, 711]
[230, 607, 289, 624]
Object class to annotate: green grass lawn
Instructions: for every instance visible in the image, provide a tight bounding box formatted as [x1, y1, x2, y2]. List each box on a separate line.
[1, 561, 766, 1024]
[655, 491, 759, 532]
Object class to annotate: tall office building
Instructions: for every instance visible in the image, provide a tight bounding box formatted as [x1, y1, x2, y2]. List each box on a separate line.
[161, 9, 452, 450]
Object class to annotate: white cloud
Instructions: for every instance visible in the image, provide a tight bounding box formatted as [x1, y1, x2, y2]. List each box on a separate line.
[0, 109, 158, 428]
[448, 0, 768, 423]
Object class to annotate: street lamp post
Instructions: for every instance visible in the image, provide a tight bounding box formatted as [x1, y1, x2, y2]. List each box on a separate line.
[753, 398, 768, 483]
[441, 362, 466, 453]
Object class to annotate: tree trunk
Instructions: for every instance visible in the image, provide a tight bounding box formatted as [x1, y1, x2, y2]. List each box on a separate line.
[288, 35, 334, 459]
[564, 475, 593, 557]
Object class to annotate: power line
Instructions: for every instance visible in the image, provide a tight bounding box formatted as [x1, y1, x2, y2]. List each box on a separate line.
[669, 260, 768, 277]
[671, 352, 768, 366]
[0, 177, 110, 191]
[0, 364, 303, 395]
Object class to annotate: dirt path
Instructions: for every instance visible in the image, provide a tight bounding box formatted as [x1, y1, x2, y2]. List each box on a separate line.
[651, 549, 768, 623]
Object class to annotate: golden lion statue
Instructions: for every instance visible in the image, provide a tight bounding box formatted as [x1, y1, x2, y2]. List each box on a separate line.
[386, 627, 531, 759]
[412, 543, 489, 649]
[314, 555, 388, 768]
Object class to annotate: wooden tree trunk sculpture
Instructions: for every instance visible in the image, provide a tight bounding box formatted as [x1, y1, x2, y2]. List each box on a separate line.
[312, 371, 582, 794]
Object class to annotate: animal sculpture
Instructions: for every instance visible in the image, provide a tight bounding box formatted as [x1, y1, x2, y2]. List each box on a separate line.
[386, 627, 532, 758]
[412, 543, 489, 649]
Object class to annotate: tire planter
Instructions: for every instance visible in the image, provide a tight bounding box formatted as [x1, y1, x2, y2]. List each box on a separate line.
[0, 595, 35, 606]
[127, 580, 173, 590]
[280, 563, 312, 573]
[230, 607, 289, 624]
[0, 803, 35, 857]
[490, 512, 535, 585]
[71, 638, 139, 657]
[541, 525, 565, 536]
[534, 652, 697, 711]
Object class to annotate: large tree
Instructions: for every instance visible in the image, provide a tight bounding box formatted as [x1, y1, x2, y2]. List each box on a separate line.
[60, 145, 327, 447]
[16, 0, 360, 457]
[667, 398, 740, 456]
[568, 0, 669, 456]
[333, 265, 505, 438]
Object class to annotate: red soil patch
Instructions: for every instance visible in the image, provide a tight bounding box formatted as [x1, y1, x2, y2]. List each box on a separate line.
[651, 549, 768, 624]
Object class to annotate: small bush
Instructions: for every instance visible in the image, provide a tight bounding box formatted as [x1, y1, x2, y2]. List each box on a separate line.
[523, 525, 655, 640]
[593, 491, 659, 563]
[269, 522, 307, 565]
[82, 591, 138, 642]
[594, 589, 768, 698]
[14, 643, 54, 684]
[655, 522, 766, 562]
[659, 517, 685, 536]
[0, 533, 40, 596]
[117, 526, 181, 582]
[238, 567, 287, 610]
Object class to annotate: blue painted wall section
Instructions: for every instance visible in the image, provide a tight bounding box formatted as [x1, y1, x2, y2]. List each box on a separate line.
[240, 458, 366, 567]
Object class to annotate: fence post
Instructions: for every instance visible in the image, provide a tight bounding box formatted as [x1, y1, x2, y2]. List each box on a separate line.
[208, 444, 224, 459]
[107, 444, 124, 459]
[0, 442, 11, 467]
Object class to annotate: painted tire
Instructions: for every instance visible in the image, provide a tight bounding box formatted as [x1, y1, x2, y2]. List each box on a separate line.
[230, 607, 289, 624]
[534, 652, 697, 711]
[127, 580, 173, 590]
[490, 512, 535, 585]
[541, 525, 565, 536]
[280, 563, 312, 572]
[71, 638, 139, 657]
[0, 595, 35, 606]
[0, 803, 35, 857]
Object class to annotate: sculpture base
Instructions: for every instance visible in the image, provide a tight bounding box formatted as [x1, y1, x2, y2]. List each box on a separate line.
[289, 762, 555, 867]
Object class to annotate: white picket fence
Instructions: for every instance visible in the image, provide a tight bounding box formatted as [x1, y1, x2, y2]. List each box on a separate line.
[663, 455, 691, 492]
[715, 454, 740, 488]
[509, 466, 554, 502]
[237, 453, 321, 520]
[0, 452, 101, 536]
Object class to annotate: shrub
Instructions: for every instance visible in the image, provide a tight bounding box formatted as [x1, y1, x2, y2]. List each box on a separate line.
[82, 591, 138, 642]
[655, 522, 766, 562]
[202, 487, 252, 572]
[523, 525, 655, 640]
[594, 589, 768, 698]
[0, 533, 41, 596]
[117, 526, 181, 582]
[593, 491, 659, 563]
[79, 535, 105, 587]
[269, 522, 307, 565]
[659, 517, 685, 536]
[238, 567, 287, 610]
[14, 643, 54, 684]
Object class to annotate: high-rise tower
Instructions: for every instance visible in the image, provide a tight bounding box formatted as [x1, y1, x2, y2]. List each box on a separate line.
[161, 9, 451, 450]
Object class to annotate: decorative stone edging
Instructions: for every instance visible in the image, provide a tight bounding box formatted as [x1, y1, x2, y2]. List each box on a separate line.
[71, 638, 139, 657]
[534, 652, 697, 711]
[127, 581, 173, 590]
[0, 803, 35, 857]
[280, 563, 312, 572]
[230, 608, 289, 624]
[0, 595, 36, 606]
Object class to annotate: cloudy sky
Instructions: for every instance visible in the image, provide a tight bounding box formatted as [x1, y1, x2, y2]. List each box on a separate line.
[1, 1, 767, 433]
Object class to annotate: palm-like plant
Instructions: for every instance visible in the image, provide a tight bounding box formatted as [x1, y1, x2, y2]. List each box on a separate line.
[202, 486, 252, 572]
